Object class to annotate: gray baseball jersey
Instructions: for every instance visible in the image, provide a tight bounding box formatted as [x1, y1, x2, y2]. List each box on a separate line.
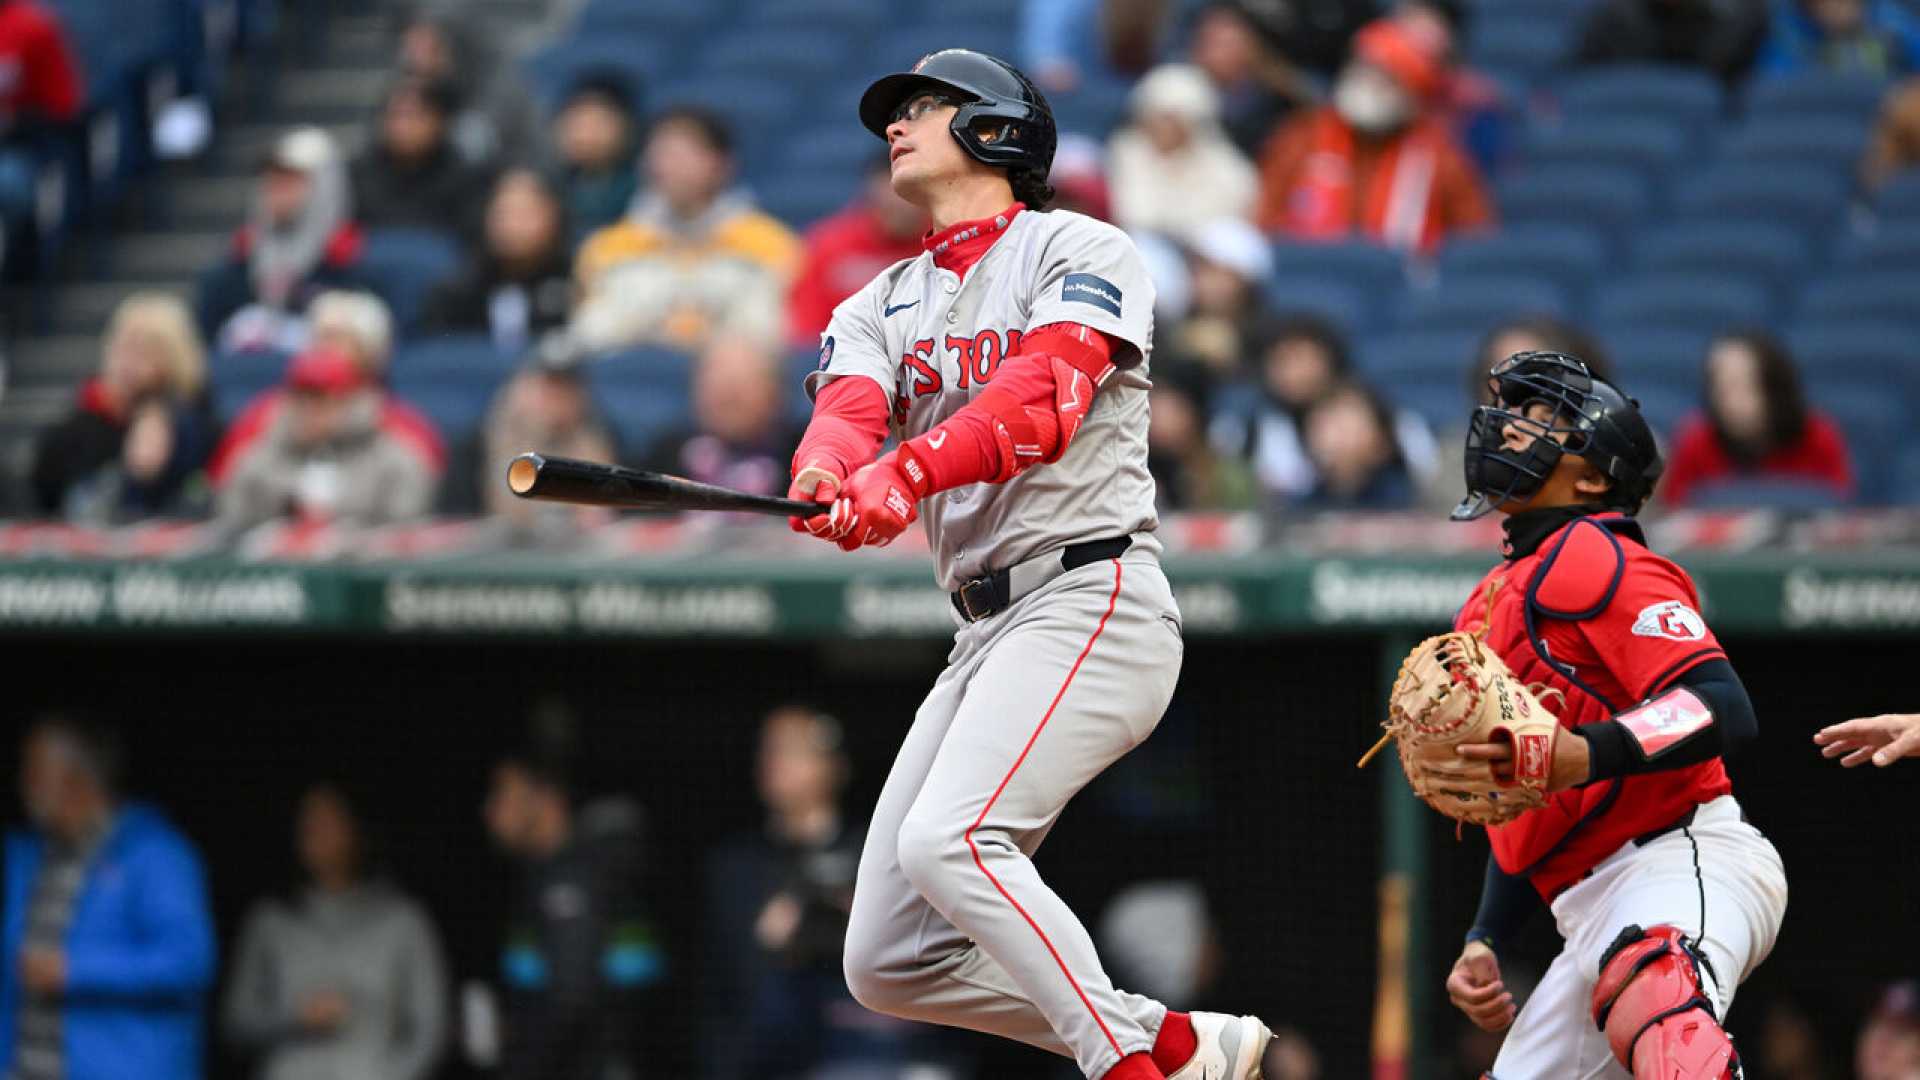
[806, 207, 1161, 592]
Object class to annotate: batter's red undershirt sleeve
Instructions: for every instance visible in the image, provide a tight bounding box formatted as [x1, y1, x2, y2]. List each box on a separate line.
[792, 375, 890, 478]
[900, 321, 1116, 494]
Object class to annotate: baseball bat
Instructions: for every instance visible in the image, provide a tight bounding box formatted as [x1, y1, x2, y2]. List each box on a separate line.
[507, 453, 821, 517]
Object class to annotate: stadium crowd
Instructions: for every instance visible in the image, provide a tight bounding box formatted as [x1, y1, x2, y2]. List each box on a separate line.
[4, 0, 1917, 536]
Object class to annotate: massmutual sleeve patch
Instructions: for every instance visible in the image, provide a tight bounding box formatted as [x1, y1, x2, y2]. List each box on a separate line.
[1061, 272, 1123, 317]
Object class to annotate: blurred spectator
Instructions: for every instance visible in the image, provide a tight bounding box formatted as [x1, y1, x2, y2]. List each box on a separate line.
[644, 337, 801, 498]
[1757, 0, 1920, 77]
[198, 127, 368, 350]
[1168, 216, 1272, 373]
[208, 290, 446, 490]
[30, 294, 218, 522]
[552, 70, 642, 241]
[1572, 0, 1769, 85]
[395, 3, 539, 165]
[1214, 313, 1436, 504]
[1109, 64, 1259, 240]
[1187, 1, 1313, 155]
[1147, 356, 1258, 511]
[1236, 0, 1382, 78]
[484, 742, 658, 1080]
[1861, 76, 1920, 191]
[1859, 980, 1920, 1080]
[705, 706, 911, 1078]
[786, 154, 926, 348]
[1020, 0, 1181, 93]
[422, 167, 576, 350]
[1, 716, 216, 1080]
[0, 0, 81, 130]
[1754, 997, 1834, 1080]
[350, 77, 493, 237]
[1292, 379, 1418, 509]
[573, 107, 801, 351]
[450, 335, 616, 536]
[223, 783, 447, 1080]
[216, 347, 440, 530]
[1662, 330, 1855, 507]
[1395, 0, 1517, 174]
[1049, 133, 1114, 220]
[1255, 17, 1493, 254]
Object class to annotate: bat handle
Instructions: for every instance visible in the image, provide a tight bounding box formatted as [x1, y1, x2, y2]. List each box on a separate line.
[507, 453, 544, 497]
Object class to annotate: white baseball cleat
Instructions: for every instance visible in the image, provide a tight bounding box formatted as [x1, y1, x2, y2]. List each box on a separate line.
[1166, 1011, 1275, 1080]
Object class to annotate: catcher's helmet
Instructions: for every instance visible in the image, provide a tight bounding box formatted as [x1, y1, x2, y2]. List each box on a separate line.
[1454, 350, 1662, 521]
[859, 49, 1057, 177]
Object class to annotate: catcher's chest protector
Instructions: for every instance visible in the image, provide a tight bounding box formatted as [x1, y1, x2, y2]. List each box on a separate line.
[1454, 517, 1728, 891]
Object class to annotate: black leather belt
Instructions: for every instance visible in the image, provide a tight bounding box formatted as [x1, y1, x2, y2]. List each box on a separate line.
[950, 536, 1133, 623]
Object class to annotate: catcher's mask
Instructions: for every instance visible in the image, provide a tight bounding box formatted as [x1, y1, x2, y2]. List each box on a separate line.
[1453, 350, 1662, 522]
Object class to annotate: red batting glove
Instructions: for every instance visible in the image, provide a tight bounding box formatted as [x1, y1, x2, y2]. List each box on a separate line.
[788, 458, 847, 541]
[830, 449, 928, 551]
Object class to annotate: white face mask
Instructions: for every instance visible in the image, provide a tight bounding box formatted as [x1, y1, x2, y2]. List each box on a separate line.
[1333, 65, 1414, 135]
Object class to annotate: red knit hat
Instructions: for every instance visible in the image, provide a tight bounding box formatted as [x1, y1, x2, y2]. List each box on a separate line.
[285, 347, 363, 395]
[1352, 17, 1447, 101]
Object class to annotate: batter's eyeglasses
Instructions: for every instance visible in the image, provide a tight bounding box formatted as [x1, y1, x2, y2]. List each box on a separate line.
[890, 93, 961, 125]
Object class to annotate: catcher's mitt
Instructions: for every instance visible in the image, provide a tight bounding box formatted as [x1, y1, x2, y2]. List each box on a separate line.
[1359, 630, 1561, 826]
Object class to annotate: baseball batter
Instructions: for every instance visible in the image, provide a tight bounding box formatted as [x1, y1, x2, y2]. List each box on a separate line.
[785, 49, 1277, 1080]
[1436, 352, 1788, 1078]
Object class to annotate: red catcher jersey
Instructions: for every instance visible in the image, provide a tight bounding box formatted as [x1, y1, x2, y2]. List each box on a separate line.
[1452, 514, 1733, 899]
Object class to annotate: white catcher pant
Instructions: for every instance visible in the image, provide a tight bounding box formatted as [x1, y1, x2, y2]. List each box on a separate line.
[1491, 795, 1789, 1079]
[842, 550, 1183, 1079]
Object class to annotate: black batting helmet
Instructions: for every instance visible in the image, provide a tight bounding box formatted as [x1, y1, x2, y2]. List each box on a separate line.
[859, 49, 1057, 181]
[1453, 351, 1663, 521]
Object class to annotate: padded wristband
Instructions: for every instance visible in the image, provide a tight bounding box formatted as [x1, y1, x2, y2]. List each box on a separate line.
[1615, 686, 1715, 761]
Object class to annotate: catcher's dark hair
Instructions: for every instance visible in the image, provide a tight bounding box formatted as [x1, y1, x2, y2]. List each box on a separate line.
[29, 713, 126, 796]
[1704, 328, 1809, 464]
[1010, 166, 1055, 210]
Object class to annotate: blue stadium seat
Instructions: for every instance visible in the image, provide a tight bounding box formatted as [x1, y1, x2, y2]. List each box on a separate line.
[523, 36, 669, 111]
[209, 348, 292, 423]
[1435, 224, 1608, 300]
[1400, 275, 1569, 334]
[1889, 445, 1920, 504]
[1632, 222, 1811, 291]
[1806, 385, 1904, 502]
[358, 230, 463, 338]
[1551, 66, 1725, 130]
[751, 0, 893, 30]
[1788, 320, 1920, 410]
[1630, 385, 1692, 436]
[875, 24, 1017, 71]
[1269, 241, 1407, 299]
[1496, 165, 1652, 234]
[1377, 366, 1474, 431]
[573, 0, 733, 37]
[1831, 223, 1920, 272]
[1358, 330, 1482, 383]
[1876, 170, 1920, 219]
[1743, 70, 1888, 122]
[653, 75, 801, 145]
[586, 347, 697, 454]
[1670, 165, 1848, 230]
[1522, 117, 1690, 180]
[780, 125, 883, 173]
[1264, 275, 1370, 332]
[1797, 273, 1920, 325]
[391, 336, 520, 383]
[1717, 115, 1872, 168]
[1599, 328, 1711, 389]
[755, 168, 859, 229]
[1590, 275, 1771, 335]
[1049, 75, 1133, 138]
[1686, 478, 1850, 511]
[704, 28, 856, 79]
[387, 377, 496, 443]
[1468, 16, 1574, 81]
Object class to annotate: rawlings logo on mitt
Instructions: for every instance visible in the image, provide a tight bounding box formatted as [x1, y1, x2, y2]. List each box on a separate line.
[1359, 631, 1561, 826]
